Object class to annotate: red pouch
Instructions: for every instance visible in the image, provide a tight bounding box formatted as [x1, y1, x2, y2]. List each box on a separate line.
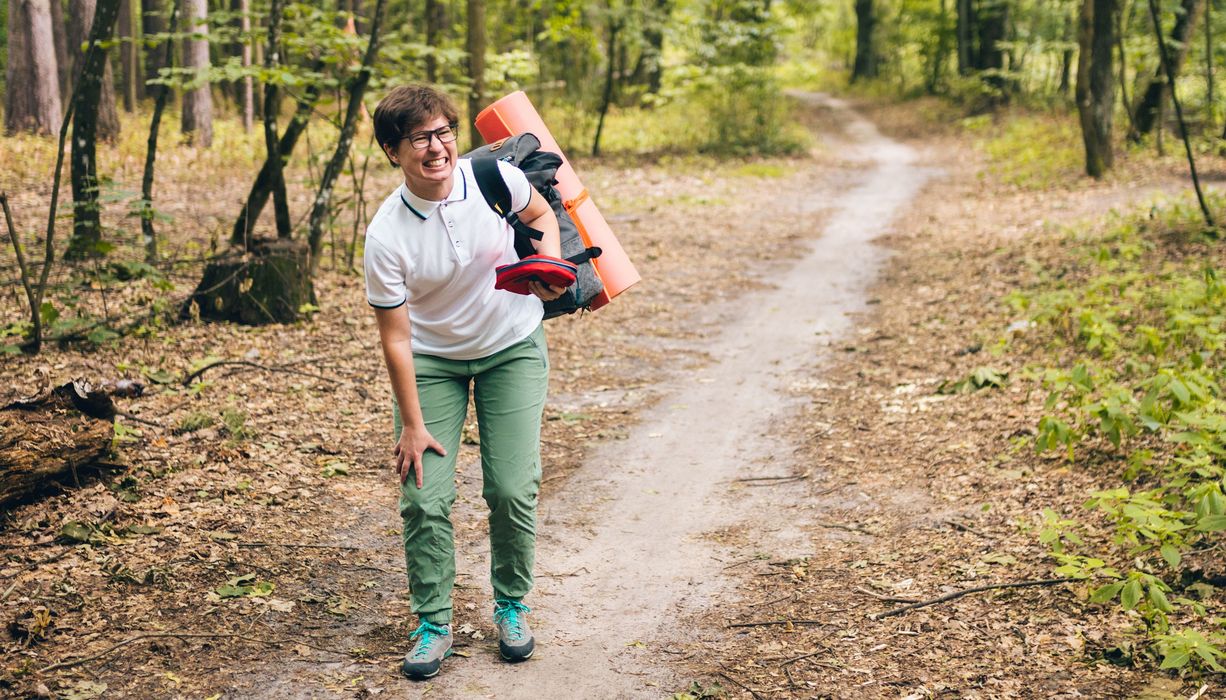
[495, 255, 579, 295]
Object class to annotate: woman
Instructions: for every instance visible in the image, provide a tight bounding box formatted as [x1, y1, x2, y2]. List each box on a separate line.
[364, 84, 563, 680]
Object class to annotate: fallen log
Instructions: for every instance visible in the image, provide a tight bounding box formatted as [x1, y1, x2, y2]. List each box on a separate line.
[0, 380, 132, 507]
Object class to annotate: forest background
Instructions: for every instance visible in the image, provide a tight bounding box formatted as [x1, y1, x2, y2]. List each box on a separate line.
[2, 0, 1226, 692]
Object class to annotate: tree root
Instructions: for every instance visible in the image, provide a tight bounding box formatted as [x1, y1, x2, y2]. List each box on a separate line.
[868, 577, 1076, 620]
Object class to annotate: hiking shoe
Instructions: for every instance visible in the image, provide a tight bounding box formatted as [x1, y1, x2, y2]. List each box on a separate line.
[401, 621, 452, 679]
[493, 599, 534, 661]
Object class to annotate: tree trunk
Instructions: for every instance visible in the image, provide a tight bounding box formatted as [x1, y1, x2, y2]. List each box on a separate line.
[425, 0, 445, 82]
[142, 0, 167, 89]
[180, 0, 212, 147]
[66, 0, 122, 260]
[1059, 14, 1074, 95]
[185, 239, 317, 324]
[929, 0, 951, 92]
[977, 0, 1008, 88]
[1117, 3, 1136, 132]
[1129, 0, 1201, 139]
[628, 0, 669, 95]
[466, 0, 486, 149]
[69, 0, 121, 142]
[252, 24, 264, 119]
[5, 0, 63, 135]
[1204, 0, 1213, 129]
[956, 0, 973, 74]
[231, 60, 326, 247]
[141, 0, 180, 263]
[1076, 0, 1118, 177]
[307, 0, 386, 270]
[1146, 0, 1214, 226]
[50, 0, 71, 101]
[592, 9, 619, 157]
[0, 381, 122, 508]
[852, 0, 878, 81]
[239, 0, 253, 130]
[263, 0, 291, 240]
[118, 0, 139, 110]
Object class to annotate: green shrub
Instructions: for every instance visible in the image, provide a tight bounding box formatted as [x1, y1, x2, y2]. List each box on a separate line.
[1004, 191, 1226, 672]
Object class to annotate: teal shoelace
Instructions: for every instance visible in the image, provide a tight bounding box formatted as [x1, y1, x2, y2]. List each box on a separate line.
[494, 600, 531, 641]
[409, 620, 449, 659]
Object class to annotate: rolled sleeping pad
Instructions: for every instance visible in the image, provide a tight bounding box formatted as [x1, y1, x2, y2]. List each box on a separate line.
[475, 91, 640, 310]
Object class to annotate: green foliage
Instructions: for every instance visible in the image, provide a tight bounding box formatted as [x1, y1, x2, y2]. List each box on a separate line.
[937, 366, 1009, 394]
[1004, 191, 1226, 672]
[964, 113, 1083, 189]
[677, 1, 807, 156]
[214, 573, 274, 599]
[681, 65, 809, 156]
[176, 411, 215, 434]
[221, 408, 254, 442]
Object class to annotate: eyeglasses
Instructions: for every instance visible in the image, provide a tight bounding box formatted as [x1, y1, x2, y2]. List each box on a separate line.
[404, 123, 459, 149]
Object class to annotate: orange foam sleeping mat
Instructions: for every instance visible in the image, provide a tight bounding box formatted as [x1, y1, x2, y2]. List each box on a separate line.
[475, 91, 641, 310]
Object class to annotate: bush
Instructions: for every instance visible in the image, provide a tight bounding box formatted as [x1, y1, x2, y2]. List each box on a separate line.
[1004, 191, 1226, 672]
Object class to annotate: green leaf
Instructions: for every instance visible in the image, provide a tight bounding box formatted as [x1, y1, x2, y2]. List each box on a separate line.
[1195, 514, 1226, 531]
[1088, 582, 1124, 603]
[215, 573, 274, 599]
[1120, 579, 1143, 610]
[1160, 543, 1182, 569]
[59, 521, 93, 543]
[1169, 379, 1191, 404]
[40, 301, 59, 326]
[1194, 647, 1226, 672]
[321, 461, 350, 478]
[1159, 648, 1191, 669]
[87, 327, 120, 345]
[1148, 585, 1174, 613]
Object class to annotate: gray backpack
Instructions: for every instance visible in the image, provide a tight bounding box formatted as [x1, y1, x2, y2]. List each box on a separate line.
[464, 134, 603, 319]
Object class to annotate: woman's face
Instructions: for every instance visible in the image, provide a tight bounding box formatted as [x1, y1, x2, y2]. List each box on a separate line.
[385, 114, 458, 198]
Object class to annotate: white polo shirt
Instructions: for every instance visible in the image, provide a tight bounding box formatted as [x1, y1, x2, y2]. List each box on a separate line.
[364, 159, 543, 360]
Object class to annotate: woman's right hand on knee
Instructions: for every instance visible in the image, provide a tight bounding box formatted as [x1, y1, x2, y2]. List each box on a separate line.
[393, 426, 447, 489]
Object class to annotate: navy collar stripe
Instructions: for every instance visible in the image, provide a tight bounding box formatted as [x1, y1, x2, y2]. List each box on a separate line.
[398, 167, 468, 220]
[399, 191, 427, 220]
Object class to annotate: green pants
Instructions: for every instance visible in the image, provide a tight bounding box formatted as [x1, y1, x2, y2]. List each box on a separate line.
[393, 324, 549, 625]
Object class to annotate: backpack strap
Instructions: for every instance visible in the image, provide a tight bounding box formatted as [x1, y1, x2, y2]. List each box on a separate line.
[565, 247, 602, 265]
[469, 156, 544, 249]
[469, 156, 513, 217]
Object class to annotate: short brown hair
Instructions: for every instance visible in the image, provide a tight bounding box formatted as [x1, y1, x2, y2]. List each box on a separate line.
[373, 84, 460, 155]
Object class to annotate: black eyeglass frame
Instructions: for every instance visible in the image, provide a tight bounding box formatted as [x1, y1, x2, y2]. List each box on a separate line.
[403, 123, 460, 150]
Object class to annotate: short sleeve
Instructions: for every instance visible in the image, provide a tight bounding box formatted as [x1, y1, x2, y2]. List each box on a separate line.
[363, 236, 408, 308]
[497, 160, 534, 214]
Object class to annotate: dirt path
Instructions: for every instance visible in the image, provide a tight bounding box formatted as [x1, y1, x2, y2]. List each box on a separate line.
[7, 94, 1217, 697]
[400, 93, 931, 698]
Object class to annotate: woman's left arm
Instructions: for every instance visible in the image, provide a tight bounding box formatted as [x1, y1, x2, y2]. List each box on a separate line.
[518, 189, 561, 259]
[517, 189, 566, 301]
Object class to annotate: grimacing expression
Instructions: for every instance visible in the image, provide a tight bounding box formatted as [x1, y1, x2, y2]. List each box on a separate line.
[385, 115, 458, 197]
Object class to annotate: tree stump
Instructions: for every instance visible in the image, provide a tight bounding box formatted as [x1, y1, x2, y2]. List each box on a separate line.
[1, 380, 120, 507]
[185, 238, 317, 325]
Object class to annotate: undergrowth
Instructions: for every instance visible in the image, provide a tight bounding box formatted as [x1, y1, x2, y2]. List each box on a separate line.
[1003, 192, 1226, 675]
[962, 112, 1084, 189]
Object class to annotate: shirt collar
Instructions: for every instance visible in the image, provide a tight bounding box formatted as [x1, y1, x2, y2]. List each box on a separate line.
[399, 166, 468, 221]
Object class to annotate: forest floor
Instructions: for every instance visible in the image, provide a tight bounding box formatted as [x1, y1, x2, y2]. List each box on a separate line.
[2, 93, 1225, 699]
